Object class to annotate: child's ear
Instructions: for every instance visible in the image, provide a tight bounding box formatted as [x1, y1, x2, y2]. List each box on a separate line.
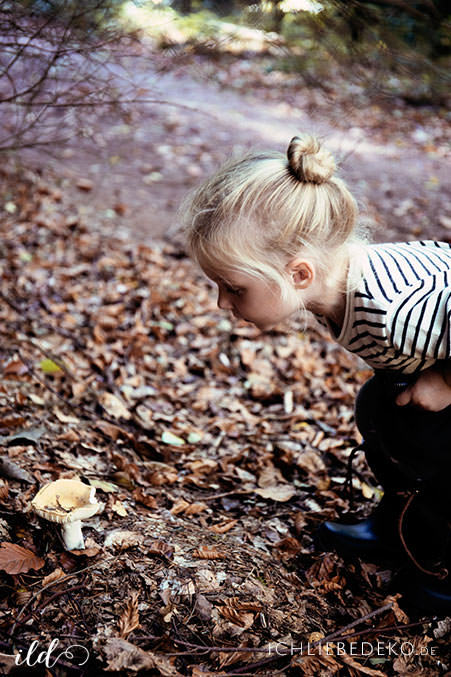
[286, 258, 315, 289]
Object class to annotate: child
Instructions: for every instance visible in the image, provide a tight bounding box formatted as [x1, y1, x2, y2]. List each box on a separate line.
[182, 133, 451, 612]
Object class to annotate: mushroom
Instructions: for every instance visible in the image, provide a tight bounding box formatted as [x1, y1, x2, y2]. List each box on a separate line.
[31, 479, 101, 550]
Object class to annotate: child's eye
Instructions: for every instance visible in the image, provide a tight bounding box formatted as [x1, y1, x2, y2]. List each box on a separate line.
[226, 285, 242, 295]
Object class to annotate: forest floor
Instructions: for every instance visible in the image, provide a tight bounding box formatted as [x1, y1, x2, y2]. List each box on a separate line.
[0, 39, 450, 677]
[17, 40, 451, 245]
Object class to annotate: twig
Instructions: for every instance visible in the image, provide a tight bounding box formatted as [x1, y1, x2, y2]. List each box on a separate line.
[225, 603, 396, 674]
[9, 555, 116, 641]
[201, 489, 254, 502]
[11, 98, 208, 115]
[16, 583, 86, 627]
[170, 602, 394, 674]
[339, 618, 436, 642]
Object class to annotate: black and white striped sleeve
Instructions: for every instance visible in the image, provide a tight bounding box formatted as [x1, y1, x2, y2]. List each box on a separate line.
[387, 271, 451, 361]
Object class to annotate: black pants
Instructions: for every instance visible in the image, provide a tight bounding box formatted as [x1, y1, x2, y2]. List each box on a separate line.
[355, 370, 451, 521]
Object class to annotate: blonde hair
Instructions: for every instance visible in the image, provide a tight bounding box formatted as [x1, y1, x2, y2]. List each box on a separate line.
[182, 133, 366, 303]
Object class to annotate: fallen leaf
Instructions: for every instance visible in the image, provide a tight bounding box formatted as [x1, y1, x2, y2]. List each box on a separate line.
[71, 537, 102, 557]
[272, 536, 302, 559]
[54, 408, 80, 424]
[0, 542, 45, 574]
[340, 653, 386, 676]
[7, 426, 45, 446]
[193, 546, 227, 560]
[111, 500, 128, 517]
[254, 485, 296, 502]
[0, 652, 16, 675]
[118, 592, 140, 639]
[217, 603, 255, 629]
[40, 358, 62, 373]
[132, 488, 157, 508]
[161, 430, 185, 446]
[103, 638, 182, 675]
[0, 458, 34, 483]
[99, 393, 131, 420]
[170, 499, 208, 516]
[2, 359, 28, 376]
[41, 567, 66, 587]
[0, 482, 9, 502]
[104, 530, 141, 550]
[76, 178, 93, 191]
[89, 479, 119, 493]
[147, 540, 174, 559]
[209, 519, 238, 534]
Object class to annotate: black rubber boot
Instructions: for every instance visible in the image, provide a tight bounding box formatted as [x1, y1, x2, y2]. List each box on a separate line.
[317, 370, 451, 613]
[317, 492, 406, 563]
[317, 376, 416, 563]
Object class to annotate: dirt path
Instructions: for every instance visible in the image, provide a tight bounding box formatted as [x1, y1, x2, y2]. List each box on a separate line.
[24, 50, 451, 246]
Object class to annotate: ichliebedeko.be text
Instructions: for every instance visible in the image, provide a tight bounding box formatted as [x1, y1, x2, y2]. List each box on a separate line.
[267, 641, 438, 657]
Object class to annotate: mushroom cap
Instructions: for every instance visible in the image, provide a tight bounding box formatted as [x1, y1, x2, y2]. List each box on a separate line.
[31, 479, 99, 524]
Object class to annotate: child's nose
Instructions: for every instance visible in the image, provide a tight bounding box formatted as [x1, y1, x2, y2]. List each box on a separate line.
[217, 290, 233, 311]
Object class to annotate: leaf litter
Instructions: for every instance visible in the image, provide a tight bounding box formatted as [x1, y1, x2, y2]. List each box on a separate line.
[0, 164, 449, 675]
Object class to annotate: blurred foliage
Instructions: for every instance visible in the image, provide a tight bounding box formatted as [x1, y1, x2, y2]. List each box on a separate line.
[9, 0, 450, 105]
[119, 1, 281, 56]
[0, 0, 136, 152]
[127, 0, 449, 105]
[274, 1, 450, 104]
[12, 0, 126, 30]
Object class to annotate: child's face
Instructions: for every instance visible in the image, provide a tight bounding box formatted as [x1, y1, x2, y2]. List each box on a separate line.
[205, 269, 299, 331]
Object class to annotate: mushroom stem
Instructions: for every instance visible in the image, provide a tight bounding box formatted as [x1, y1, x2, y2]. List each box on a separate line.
[61, 520, 85, 550]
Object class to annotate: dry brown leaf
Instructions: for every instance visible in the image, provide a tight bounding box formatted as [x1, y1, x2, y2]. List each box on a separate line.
[0, 482, 9, 503]
[384, 594, 409, 624]
[340, 653, 386, 675]
[118, 591, 140, 639]
[2, 359, 28, 376]
[291, 652, 341, 675]
[272, 536, 302, 559]
[76, 178, 93, 191]
[0, 542, 45, 574]
[223, 597, 262, 613]
[111, 500, 128, 517]
[99, 393, 131, 420]
[209, 519, 238, 534]
[0, 652, 17, 674]
[95, 420, 129, 441]
[257, 464, 285, 488]
[147, 540, 174, 559]
[187, 459, 218, 474]
[103, 638, 182, 675]
[71, 537, 101, 557]
[41, 567, 65, 587]
[193, 546, 227, 560]
[293, 511, 307, 535]
[132, 488, 157, 509]
[254, 484, 296, 502]
[54, 407, 80, 424]
[218, 606, 255, 629]
[170, 499, 208, 516]
[104, 530, 141, 550]
[56, 429, 80, 442]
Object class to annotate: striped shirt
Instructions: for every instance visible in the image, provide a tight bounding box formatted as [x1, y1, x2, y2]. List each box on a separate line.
[317, 240, 451, 374]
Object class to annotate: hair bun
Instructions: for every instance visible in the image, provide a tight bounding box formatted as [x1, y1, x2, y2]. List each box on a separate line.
[287, 134, 336, 184]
